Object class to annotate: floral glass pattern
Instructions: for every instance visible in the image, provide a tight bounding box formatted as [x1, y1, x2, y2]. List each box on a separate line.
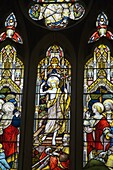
[32, 45, 71, 169]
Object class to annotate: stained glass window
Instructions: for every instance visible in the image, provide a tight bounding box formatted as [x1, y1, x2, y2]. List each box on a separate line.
[28, 0, 85, 30]
[83, 44, 113, 168]
[0, 13, 23, 44]
[88, 12, 113, 44]
[0, 45, 24, 169]
[32, 45, 71, 169]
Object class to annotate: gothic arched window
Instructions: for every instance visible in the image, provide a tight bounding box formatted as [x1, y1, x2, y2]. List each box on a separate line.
[83, 44, 113, 168]
[0, 44, 24, 169]
[3, 1, 113, 170]
[32, 44, 71, 169]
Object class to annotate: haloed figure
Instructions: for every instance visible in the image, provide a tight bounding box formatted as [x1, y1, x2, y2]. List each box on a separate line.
[84, 102, 113, 160]
[91, 102, 112, 153]
[103, 99, 113, 147]
[37, 75, 68, 146]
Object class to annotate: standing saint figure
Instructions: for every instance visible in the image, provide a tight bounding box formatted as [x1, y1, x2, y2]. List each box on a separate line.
[35, 74, 70, 146]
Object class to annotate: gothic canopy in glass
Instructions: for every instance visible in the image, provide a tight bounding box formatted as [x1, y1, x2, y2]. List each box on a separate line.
[32, 44, 71, 169]
[83, 44, 113, 168]
[0, 44, 24, 169]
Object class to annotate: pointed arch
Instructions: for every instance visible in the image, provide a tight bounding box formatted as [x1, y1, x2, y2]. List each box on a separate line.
[83, 43, 113, 168]
[0, 44, 24, 169]
[31, 44, 71, 169]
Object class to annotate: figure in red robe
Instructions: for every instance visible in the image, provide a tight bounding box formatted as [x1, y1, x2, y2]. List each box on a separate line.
[84, 102, 113, 160]
[0, 102, 20, 158]
[0, 124, 19, 157]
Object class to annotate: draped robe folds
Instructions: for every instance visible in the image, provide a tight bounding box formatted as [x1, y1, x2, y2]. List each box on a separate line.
[87, 117, 110, 155]
[0, 124, 19, 157]
[39, 151, 69, 170]
[45, 88, 64, 134]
